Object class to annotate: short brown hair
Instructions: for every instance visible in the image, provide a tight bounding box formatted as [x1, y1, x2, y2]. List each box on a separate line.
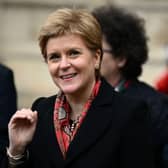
[38, 8, 102, 60]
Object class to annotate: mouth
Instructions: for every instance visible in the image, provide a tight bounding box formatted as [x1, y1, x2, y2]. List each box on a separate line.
[60, 73, 77, 80]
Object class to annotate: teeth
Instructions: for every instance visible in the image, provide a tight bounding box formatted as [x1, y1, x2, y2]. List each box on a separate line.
[61, 74, 75, 79]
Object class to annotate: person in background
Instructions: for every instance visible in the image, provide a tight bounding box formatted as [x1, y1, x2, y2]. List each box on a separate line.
[1, 8, 154, 168]
[93, 5, 168, 168]
[0, 63, 17, 163]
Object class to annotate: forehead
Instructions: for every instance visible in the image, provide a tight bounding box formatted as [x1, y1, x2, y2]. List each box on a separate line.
[46, 34, 87, 51]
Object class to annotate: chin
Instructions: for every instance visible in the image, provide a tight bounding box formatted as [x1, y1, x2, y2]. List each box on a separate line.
[61, 87, 78, 94]
[59, 82, 82, 94]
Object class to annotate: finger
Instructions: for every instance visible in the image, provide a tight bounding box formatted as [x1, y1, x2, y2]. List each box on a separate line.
[25, 110, 38, 123]
[9, 109, 33, 125]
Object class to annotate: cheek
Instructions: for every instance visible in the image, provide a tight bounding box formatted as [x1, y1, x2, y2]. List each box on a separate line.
[48, 64, 57, 76]
[101, 57, 110, 69]
[102, 54, 110, 64]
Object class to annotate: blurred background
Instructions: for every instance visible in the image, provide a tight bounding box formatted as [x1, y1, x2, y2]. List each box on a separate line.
[0, 0, 168, 108]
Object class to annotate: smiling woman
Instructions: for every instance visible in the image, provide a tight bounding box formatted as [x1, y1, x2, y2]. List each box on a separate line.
[1, 8, 155, 168]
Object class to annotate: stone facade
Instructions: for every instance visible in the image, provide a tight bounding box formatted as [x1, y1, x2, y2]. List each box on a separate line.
[0, 0, 168, 108]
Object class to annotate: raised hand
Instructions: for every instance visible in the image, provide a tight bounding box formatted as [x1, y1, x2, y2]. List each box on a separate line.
[8, 108, 38, 156]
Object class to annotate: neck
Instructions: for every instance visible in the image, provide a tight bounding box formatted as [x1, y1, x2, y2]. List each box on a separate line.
[65, 79, 96, 119]
[69, 103, 84, 120]
[107, 74, 124, 87]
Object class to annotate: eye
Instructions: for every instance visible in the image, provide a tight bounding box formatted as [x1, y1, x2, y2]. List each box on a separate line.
[68, 49, 80, 58]
[47, 53, 61, 62]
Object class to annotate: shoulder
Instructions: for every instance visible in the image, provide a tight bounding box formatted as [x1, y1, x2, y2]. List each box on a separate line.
[100, 78, 148, 119]
[116, 93, 148, 118]
[132, 80, 156, 92]
[31, 95, 57, 111]
[0, 64, 13, 76]
[125, 80, 168, 129]
[100, 77, 147, 106]
[0, 64, 14, 86]
[125, 80, 162, 100]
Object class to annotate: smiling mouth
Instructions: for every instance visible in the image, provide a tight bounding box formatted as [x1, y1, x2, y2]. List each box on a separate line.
[60, 73, 77, 80]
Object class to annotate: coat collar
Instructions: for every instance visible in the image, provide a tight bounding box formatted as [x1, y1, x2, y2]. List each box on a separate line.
[44, 78, 118, 165]
[65, 78, 117, 162]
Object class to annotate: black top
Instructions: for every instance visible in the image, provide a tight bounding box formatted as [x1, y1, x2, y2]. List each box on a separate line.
[121, 79, 168, 167]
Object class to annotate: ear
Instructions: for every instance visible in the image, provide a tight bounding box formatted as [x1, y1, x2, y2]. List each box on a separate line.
[94, 49, 102, 69]
[117, 57, 126, 68]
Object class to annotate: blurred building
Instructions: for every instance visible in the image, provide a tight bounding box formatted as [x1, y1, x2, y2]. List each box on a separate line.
[0, 0, 168, 108]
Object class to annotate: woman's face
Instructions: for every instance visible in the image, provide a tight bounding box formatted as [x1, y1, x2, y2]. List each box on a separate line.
[46, 34, 100, 96]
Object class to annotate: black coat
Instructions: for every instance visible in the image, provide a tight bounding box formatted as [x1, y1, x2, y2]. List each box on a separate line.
[1, 79, 155, 168]
[0, 64, 17, 163]
[121, 80, 168, 142]
[120, 79, 168, 167]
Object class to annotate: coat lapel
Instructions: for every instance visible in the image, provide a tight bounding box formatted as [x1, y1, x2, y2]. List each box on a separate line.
[66, 79, 117, 163]
[37, 96, 65, 164]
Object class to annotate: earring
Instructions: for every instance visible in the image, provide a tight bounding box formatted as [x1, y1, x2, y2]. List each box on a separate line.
[95, 64, 99, 69]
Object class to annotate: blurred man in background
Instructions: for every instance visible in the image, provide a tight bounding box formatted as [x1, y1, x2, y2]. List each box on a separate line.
[0, 63, 17, 163]
[93, 5, 168, 167]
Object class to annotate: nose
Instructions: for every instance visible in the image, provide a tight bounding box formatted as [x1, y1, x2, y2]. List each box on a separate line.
[59, 57, 71, 69]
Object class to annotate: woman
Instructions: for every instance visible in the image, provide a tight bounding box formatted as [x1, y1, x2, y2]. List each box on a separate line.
[2, 8, 154, 168]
